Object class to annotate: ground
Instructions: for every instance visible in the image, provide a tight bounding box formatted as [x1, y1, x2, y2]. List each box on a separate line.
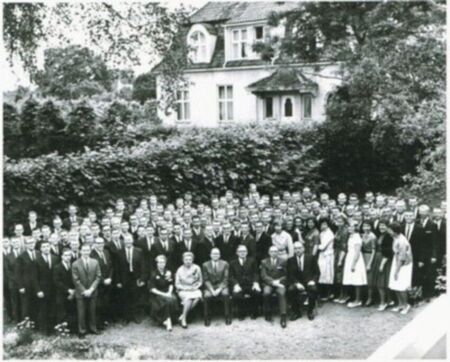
[4, 302, 425, 359]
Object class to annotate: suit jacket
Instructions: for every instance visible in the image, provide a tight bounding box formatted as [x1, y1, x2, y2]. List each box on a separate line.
[229, 257, 259, 288]
[175, 239, 200, 267]
[4, 251, 20, 290]
[24, 221, 42, 236]
[260, 257, 287, 286]
[240, 234, 256, 258]
[421, 218, 438, 260]
[152, 239, 177, 271]
[71, 257, 102, 298]
[63, 216, 83, 230]
[287, 255, 319, 286]
[15, 250, 40, 291]
[434, 220, 446, 262]
[197, 236, 217, 266]
[407, 222, 429, 264]
[34, 254, 58, 296]
[90, 249, 113, 281]
[134, 235, 158, 274]
[53, 262, 74, 298]
[215, 234, 239, 262]
[202, 260, 229, 290]
[116, 247, 146, 285]
[254, 232, 272, 263]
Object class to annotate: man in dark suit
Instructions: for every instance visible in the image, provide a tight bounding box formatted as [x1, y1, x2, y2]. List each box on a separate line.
[53, 248, 76, 331]
[15, 237, 39, 322]
[135, 225, 158, 275]
[5, 238, 22, 323]
[90, 237, 113, 329]
[433, 208, 446, 268]
[24, 211, 41, 236]
[72, 244, 102, 337]
[229, 245, 261, 320]
[287, 242, 319, 321]
[48, 233, 61, 262]
[240, 223, 256, 259]
[404, 210, 424, 297]
[197, 226, 217, 266]
[202, 248, 231, 326]
[175, 228, 199, 268]
[34, 240, 58, 334]
[106, 229, 125, 322]
[117, 234, 146, 323]
[215, 223, 238, 263]
[152, 228, 176, 273]
[254, 221, 272, 265]
[3, 238, 12, 322]
[63, 205, 83, 230]
[261, 246, 288, 328]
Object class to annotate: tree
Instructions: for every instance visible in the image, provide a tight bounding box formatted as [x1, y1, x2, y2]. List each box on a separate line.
[132, 72, 157, 104]
[34, 46, 113, 99]
[34, 100, 66, 154]
[19, 98, 40, 155]
[66, 101, 98, 152]
[3, 103, 22, 158]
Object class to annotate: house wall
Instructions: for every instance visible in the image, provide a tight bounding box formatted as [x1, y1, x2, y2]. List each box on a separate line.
[156, 63, 342, 127]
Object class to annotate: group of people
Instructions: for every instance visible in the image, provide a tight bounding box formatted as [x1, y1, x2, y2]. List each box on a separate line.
[3, 185, 446, 336]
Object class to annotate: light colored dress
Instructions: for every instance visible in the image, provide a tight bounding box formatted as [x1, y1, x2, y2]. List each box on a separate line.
[271, 231, 294, 261]
[343, 233, 367, 286]
[389, 234, 413, 292]
[318, 228, 334, 284]
[175, 264, 203, 303]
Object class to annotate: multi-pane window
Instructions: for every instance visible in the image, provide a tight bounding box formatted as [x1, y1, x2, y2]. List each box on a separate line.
[231, 29, 248, 59]
[176, 90, 190, 121]
[255, 26, 264, 40]
[265, 97, 273, 118]
[218, 85, 233, 121]
[303, 94, 312, 119]
[284, 98, 293, 117]
[189, 31, 207, 62]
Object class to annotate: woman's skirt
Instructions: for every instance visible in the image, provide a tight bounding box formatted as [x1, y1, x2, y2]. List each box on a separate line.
[178, 289, 202, 304]
[149, 294, 179, 324]
[318, 252, 334, 285]
[389, 258, 413, 292]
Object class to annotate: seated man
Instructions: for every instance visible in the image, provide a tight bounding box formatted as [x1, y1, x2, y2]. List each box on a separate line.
[261, 246, 288, 328]
[202, 248, 231, 326]
[229, 245, 261, 320]
[287, 241, 319, 321]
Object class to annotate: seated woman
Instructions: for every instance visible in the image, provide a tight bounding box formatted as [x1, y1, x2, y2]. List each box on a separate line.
[175, 252, 203, 328]
[148, 254, 179, 331]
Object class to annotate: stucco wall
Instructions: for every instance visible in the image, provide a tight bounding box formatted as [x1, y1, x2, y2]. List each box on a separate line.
[156, 63, 342, 127]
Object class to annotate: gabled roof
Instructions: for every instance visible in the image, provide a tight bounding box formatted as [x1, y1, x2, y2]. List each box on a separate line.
[247, 68, 318, 95]
[189, 1, 301, 25]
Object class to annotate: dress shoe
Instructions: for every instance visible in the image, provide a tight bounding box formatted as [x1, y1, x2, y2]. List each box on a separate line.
[289, 312, 301, 321]
[204, 319, 210, 327]
[265, 315, 273, 322]
[250, 313, 258, 320]
[400, 304, 411, 315]
[307, 312, 315, 320]
[280, 315, 287, 328]
[225, 317, 232, 325]
[78, 333, 86, 339]
[238, 314, 246, 321]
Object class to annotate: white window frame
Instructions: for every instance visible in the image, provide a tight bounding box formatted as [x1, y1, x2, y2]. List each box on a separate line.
[218, 85, 233, 122]
[231, 28, 249, 60]
[189, 30, 208, 63]
[302, 94, 312, 120]
[176, 89, 190, 121]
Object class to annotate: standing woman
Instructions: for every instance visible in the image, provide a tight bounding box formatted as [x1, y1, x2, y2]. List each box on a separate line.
[148, 255, 179, 331]
[343, 221, 367, 308]
[317, 219, 335, 301]
[372, 221, 394, 311]
[333, 216, 349, 304]
[175, 252, 203, 328]
[388, 222, 413, 314]
[361, 221, 376, 306]
[303, 218, 320, 259]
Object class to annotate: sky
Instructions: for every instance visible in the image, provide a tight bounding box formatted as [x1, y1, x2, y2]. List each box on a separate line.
[2, 0, 208, 91]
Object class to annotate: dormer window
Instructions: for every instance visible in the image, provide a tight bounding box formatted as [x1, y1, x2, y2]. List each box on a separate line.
[232, 29, 248, 59]
[189, 31, 207, 63]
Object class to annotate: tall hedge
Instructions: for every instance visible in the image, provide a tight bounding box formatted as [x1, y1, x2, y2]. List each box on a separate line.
[4, 123, 325, 231]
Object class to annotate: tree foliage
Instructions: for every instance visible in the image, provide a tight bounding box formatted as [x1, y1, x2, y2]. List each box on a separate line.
[132, 72, 157, 104]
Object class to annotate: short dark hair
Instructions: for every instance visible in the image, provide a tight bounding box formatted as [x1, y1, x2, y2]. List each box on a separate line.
[389, 222, 402, 234]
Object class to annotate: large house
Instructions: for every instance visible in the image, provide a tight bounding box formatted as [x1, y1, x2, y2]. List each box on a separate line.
[155, 1, 343, 127]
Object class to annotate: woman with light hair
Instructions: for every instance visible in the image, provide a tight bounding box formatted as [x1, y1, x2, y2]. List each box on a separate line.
[148, 254, 179, 331]
[175, 251, 203, 328]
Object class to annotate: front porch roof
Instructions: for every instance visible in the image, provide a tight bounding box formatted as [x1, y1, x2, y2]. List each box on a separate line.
[247, 68, 318, 95]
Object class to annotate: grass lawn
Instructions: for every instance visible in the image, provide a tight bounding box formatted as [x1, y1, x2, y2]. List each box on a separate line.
[3, 301, 426, 359]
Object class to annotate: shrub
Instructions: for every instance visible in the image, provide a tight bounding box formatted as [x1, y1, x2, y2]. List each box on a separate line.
[3, 122, 325, 231]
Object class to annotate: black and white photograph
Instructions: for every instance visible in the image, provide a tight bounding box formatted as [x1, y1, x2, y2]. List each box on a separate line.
[1, 0, 447, 359]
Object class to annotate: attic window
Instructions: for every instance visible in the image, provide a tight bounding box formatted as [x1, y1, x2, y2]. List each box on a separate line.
[189, 30, 207, 63]
[255, 26, 264, 40]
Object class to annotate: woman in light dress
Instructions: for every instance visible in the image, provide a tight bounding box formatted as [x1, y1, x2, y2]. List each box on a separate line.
[175, 252, 203, 328]
[343, 221, 367, 308]
[317, 219, 334, 301]
[388, 222, 413, 315]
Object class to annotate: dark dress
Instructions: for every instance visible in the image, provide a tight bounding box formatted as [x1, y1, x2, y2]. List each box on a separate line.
[373, 232, 394, 288]
[334, 226, 348, 284]
[148, 268, 179, 324]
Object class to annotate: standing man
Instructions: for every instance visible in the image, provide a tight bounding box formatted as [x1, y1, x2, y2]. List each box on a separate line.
[34, 240, 58, 334]
[72, 244, 102, 337]
[202, 248, 231, 326]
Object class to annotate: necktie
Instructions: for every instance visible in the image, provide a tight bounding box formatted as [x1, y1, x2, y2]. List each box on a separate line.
[186, 241, 190, 251]
[31, 252, 35, 261]
[272, 258, 276, 267]
[100, 252, 106, 264]
[298, 257, 302, 271]
[84, 259, 89, 273]
[213, 262, 217, 273]
[47, 255, 51, 269]
[127, 248, 133, 272]
[64, 263, 70, 271]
